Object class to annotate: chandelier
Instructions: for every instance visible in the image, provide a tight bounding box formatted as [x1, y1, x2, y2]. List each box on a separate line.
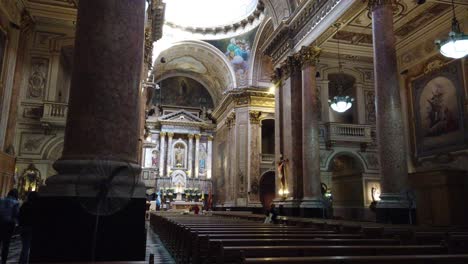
[435, 0, 468, 59]
[328, 33, 354, 113]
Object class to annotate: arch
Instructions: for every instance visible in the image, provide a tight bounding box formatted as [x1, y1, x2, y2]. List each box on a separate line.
[324, 150, 367, 173]
[41, 136, 64, 160]
[262, 0, 293, 28]
[259, 170, 275, 209]
[250, 18, 274, 87]
[155, 73, 216, 106]
[154, 40, 237, 105]
[320, 66, 365, 85]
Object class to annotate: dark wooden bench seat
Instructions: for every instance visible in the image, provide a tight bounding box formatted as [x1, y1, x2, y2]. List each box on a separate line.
[241, 254, 468, 264]
[216, 245, 447, 264]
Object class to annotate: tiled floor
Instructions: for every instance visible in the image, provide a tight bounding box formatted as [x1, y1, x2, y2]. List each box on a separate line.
[5, 221, 174, 264]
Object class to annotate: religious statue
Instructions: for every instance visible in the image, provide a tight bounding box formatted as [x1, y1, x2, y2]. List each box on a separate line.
[277, 155, 289, 197]
[174, 146, 184, 167]
[18, 164, 42, 199]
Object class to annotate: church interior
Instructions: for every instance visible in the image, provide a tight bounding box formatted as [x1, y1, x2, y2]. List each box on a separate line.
[0, 0, 468, 263]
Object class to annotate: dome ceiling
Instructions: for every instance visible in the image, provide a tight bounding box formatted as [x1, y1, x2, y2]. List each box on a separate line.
[165, 0, 259, 28]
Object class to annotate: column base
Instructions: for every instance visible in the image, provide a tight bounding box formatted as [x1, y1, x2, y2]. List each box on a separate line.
[31, 159, 147, 262]
[274, 199, 301, 216]
[300, 198, 326, 218]
[30, 196, 146, 262]
[375, 193, 416, 225]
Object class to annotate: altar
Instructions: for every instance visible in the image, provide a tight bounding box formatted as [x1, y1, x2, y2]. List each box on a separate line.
[170, 201, 204, 210]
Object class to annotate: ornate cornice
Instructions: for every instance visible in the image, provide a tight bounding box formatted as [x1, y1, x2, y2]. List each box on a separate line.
[298, 45, 321, 69]
[165, 1, 265, 37]
[212, 87, 275, 120]
[262, 0, 341, 65]
[365, 0, 399, 11]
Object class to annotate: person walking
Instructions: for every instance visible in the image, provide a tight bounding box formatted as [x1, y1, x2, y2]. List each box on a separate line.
[0, 189, 19, 264]
[19, 192, 38, 264]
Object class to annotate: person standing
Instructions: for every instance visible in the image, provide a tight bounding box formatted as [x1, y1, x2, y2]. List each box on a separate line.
[18, 191, 38, 264]
[0, 189, 19, 264]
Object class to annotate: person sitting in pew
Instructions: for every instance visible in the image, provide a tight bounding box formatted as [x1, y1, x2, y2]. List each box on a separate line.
[264, 203, 278, 224]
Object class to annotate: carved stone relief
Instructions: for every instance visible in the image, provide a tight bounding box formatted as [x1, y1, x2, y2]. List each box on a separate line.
[364, 90, 376, 124]
[358, 152, 380, 170]
[27, 58, 49, 99]
[19, 133, 52, 155]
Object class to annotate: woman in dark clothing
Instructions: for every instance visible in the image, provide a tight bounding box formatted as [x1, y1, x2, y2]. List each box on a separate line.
[18, 192, 38, 264]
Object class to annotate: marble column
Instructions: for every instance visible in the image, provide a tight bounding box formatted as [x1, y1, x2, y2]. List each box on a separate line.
[272, 69, 283, 201]
[188, 134, 194, 177]
[32, 0, 147, 261]
[194, 134, 201, 178]
[166, 132, 174, 174]
[207, 136, 213, 179]
[299, 46, 324, 215]
[248, 111, 261, 204]
[159, 132, 166, 176]
[279, 56, 303, 204]
[370, 0, 411, 224]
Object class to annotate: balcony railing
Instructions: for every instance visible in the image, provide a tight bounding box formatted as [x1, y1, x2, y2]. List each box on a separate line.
[41, 101, 68, 127]
[323, 122, 373, 144]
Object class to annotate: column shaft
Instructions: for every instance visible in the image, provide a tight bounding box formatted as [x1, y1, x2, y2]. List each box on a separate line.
[60, 0, 144, 164]
[207, 136, 213, 179]
[300, 46, 322, 203]
[372, 3, 408, 195]
[188, 134, 194, 177]
[159, 132, 166, 176]
[194, 134, 200, 178]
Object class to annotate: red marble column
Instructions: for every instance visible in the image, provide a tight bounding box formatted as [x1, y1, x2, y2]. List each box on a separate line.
[273, 69, 283, 201]
[31, 0, 147, 262]
[277, 56, 303, 214]
[371, 1, 411, 223]
[299, 46, 324, 214]
[60, 0, 144, 165]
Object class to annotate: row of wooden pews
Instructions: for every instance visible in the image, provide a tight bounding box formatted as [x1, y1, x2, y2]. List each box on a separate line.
[150, 212, 468, 264]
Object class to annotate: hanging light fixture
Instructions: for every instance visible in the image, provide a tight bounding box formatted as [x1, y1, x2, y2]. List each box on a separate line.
[328, 34, 354, 113]
[435, 0, 468, 59]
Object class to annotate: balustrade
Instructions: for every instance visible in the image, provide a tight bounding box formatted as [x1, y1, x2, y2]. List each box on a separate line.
[41, 101, 69, 126]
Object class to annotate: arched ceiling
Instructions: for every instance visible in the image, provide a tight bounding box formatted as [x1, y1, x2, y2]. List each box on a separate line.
[153, 40, 237, 106]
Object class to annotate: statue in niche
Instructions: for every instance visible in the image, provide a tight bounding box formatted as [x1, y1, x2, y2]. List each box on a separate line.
[152, 149, 159, 167]
[199, 144, 207, 173]
[174, 144, 185, 168]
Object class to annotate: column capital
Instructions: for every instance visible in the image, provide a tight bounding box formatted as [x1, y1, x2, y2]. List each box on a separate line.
[366, 0, 399, 11]
[249, 111, 262, 125]
[167, 132, 174, 138]
[280, 56, 301, 80]
[188, 134, 194, 139]
[194, 134, 201, 140]
[207, 135, 214, 141]
[225, 112, 236, 129]
[271, 68, 283, 83]
[298, 45, 321, 69]
[160, 132, 167, 137]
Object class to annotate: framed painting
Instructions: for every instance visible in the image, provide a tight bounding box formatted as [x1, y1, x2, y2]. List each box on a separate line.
[410, 60, 467, 159]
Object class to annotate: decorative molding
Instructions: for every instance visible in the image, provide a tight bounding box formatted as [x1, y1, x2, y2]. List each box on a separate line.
[225, 112, 236, 129]
[27, 57, 49, 99]
[298, 45, 322, 69]
[366, 0, 399, 11]
[249, 111, 262, 124]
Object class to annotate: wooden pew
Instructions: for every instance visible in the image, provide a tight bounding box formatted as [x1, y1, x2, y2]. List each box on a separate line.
[215, 245, 447, 264]
[241, 254, 468, 264]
